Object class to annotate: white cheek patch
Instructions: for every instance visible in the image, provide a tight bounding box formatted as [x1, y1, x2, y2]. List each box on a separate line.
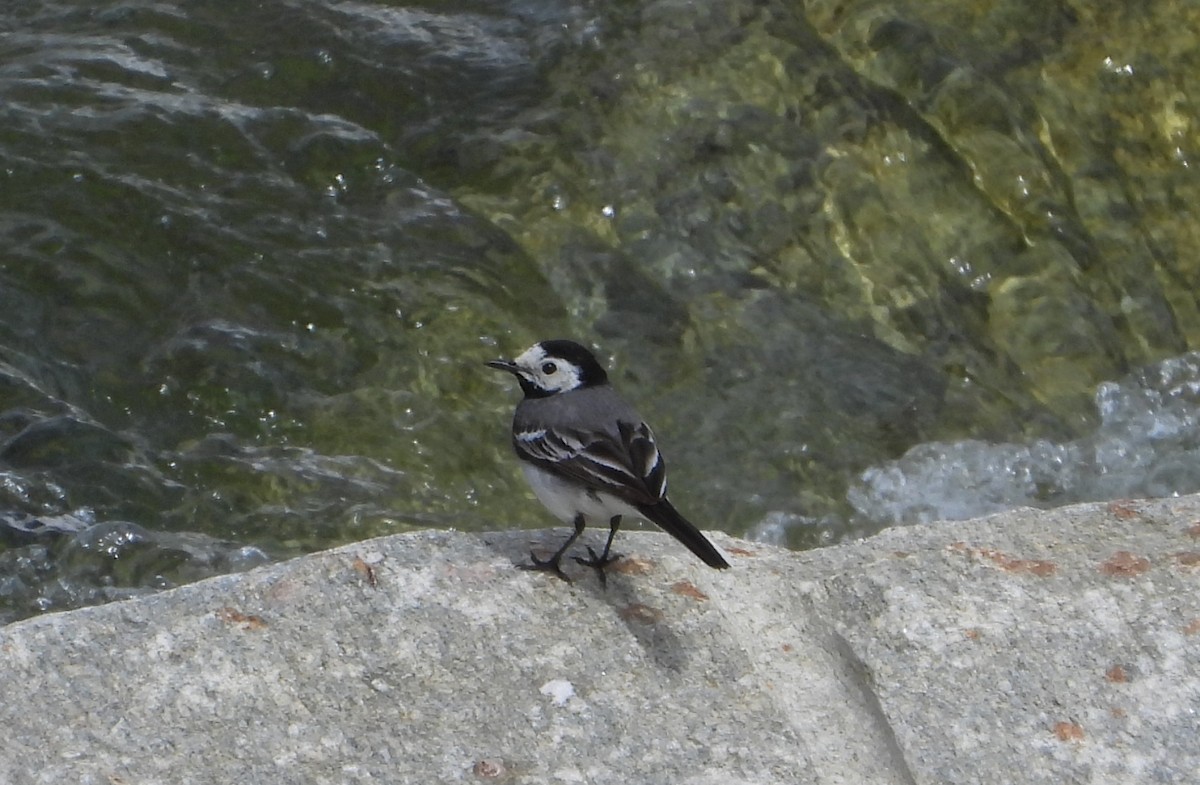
[554, 364, 582, 392]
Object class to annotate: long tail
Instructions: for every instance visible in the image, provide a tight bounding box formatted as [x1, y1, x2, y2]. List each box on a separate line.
[637, 499, 731, 569]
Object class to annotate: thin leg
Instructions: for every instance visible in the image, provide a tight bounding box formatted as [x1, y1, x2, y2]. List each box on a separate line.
[574, 515, 622, 586]
[520, 513, 586, 582]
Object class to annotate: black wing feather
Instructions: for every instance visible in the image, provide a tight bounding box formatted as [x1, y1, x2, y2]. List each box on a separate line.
[514, 420, 665, 506]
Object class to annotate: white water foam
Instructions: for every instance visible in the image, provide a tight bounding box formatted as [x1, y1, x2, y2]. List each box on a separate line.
[847, 351, 1200, 528]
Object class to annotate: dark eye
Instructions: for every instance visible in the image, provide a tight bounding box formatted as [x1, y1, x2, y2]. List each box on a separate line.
[541, 362, 558, 375]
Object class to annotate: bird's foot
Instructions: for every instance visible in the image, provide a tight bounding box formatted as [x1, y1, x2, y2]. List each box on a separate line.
[574, 546, 622, 569]
[519, 551, 573, 583]
[573, 547, 622, 587]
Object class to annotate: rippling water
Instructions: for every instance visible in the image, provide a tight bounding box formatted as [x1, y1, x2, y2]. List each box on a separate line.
[2, 0, 1197, 622]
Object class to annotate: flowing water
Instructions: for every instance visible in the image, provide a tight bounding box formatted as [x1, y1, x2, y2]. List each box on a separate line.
[2, 0, 1198, 622]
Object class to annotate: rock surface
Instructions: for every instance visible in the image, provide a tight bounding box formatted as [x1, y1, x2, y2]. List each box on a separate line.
[3, 495, 1199, 784]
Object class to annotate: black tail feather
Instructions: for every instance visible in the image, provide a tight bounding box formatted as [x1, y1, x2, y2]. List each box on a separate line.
[637, 500, 731, 569]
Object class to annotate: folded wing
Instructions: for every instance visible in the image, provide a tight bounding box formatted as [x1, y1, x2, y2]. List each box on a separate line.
[514, 420, 666, 506]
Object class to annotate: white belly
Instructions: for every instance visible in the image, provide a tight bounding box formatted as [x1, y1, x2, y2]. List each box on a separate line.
[521, 463, 643, 525]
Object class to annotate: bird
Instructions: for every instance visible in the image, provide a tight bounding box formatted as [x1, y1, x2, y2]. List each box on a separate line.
[486, 339, 730, 581]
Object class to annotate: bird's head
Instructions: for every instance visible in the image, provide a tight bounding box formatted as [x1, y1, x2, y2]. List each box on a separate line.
[486, 339, 609, 398]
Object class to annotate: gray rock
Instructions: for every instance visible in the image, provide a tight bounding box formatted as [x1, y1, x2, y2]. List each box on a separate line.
[3, 495, 1199, 784]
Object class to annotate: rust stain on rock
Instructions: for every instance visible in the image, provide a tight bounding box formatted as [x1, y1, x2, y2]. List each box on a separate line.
[947, 543, 1057, 577]
[1107, 500, 1141, 520]
[216, 606, 267, 630]
[1053, 721, 1085, 742]
[612, 556, 655, 575]
[1105, 665, 1128, 683]
[670, 580, 709, 601]
[1099, 551, 1151, 577]
[1172, 551, 1200, 568]
[352, 556, 379, 588]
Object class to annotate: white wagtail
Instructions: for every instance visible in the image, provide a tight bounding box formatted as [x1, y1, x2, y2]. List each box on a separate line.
[487, 339, 731, 581]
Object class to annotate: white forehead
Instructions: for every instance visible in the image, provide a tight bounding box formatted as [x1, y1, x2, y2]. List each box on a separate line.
[514, 344, 548, 368]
